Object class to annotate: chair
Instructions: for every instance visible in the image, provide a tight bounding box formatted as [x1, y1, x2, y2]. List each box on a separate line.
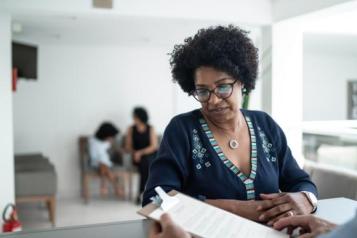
[15, 153, 57, 226]
[79, 136, 133, 203]
[119, 135, 139, 201]
[120, 134, 162, 202]
[304, 160, 357, 200]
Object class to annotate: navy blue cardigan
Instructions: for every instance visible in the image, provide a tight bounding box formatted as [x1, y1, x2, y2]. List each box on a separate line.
[142, 109, 317, 206]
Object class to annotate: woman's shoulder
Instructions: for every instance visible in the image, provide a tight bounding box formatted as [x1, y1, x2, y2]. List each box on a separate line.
[242, 109, 274, 122]
[89, 136, 110, 147]
[89, 136, 103, 149]
[165, 109, 201, 132]
[242, 109, 279, 131]
[170, 109, 201, 123]
[242, 109, 286, 143]
[89, 136, 98, 144]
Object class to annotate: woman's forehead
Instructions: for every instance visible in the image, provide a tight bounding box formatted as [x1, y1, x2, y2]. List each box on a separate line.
[194, 67, 234, 85]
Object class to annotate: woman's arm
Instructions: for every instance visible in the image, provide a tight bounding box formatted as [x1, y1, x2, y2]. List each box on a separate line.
[256, 112, 318, 225]
[142, 119, 189, 206]
[124, 127, 133, 153]
[205, 199, 264, 222]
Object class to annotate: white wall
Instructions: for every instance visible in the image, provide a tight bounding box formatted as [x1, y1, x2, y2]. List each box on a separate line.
[0, 12, 15, 227]
[272, 19, 304, 165]
[13, 31, 263, 198]
[13, 44, 176, 197]
[259, 26, 273, 114]
[303, 52, 357, 121]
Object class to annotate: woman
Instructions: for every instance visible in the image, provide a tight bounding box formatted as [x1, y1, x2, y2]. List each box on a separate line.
[143, 25, 318, 225]
[125, 107, 158, 204]
[89, 122, 123, 197]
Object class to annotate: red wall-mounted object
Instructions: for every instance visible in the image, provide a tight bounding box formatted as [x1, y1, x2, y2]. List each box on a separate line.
[2, 204, 22, 233]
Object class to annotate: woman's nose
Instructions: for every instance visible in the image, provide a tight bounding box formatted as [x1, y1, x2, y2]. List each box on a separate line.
[207, 92, 221, 105]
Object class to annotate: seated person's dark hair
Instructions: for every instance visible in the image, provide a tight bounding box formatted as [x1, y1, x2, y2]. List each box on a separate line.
[133, 107, 149, 124]
[95, 122, 119, 141]
[170, 25, 258, 94]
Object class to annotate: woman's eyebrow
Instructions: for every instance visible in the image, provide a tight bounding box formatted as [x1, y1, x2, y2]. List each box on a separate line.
[195, 77, 233, 87]
[214, 77, 234, 84]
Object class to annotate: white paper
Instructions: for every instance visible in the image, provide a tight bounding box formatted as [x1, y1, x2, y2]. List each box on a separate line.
[149, 193, 288, 238]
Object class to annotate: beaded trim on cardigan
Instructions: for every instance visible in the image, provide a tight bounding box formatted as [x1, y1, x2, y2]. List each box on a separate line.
[199, 115, 258, 200]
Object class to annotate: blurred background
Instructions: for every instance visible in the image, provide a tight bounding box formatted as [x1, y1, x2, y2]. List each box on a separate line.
[1, 0, 357, 233]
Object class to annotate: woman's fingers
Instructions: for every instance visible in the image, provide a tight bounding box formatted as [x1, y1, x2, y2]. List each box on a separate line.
[260, 193, 285, 200]
[273, 215, 311, 231]
[257, 193, 289, 211]
[259, 203, 292, 222]
[160, 213, 175, 229]
[266, 209, 295, 226]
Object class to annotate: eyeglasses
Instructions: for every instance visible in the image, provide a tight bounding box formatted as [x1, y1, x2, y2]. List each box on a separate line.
[191, 79, 238, 103]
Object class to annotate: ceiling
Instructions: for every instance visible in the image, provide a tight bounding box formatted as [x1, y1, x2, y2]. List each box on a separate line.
[7, 0, 357, 54]
[4, 0, 268, 46]
[302, 6, 357, 57]
[11, 14, 260, 46]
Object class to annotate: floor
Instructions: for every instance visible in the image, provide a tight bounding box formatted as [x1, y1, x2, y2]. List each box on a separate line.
[17, 195, 143, 232]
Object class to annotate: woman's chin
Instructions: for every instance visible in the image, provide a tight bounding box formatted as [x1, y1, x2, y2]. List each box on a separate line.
[206, 108, 233, 122]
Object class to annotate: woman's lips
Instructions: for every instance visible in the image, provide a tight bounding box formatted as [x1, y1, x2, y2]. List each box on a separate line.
[209, 107, 229, 114]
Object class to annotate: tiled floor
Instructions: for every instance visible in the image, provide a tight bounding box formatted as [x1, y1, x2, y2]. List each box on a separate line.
[17, 196, 143, 232]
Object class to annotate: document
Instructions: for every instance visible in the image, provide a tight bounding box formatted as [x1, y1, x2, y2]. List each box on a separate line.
[138, 189, 288, 238]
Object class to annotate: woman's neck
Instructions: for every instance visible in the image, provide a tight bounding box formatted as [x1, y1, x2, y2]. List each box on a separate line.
[136, 122, 147, 132]
[204, 111, 242, 134]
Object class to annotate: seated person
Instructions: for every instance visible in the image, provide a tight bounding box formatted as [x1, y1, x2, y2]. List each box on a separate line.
[89, 122, 124, 197]
[143, 25, 318, 224]
[125, 107, 158, 204]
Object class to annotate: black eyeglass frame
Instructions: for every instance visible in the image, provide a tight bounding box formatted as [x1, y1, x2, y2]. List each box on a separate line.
[190, 79, 239, 103]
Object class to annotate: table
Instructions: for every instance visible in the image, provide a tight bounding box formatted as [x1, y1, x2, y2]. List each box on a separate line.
[1, 197, 356, 238]
[0, 220, 151, 238]
[315, 197, 357, 225]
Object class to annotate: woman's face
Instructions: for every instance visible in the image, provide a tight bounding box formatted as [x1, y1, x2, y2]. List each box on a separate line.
[194, 66, 242, 123]
[133, 116, 143, 126]
[106, 136, 115, 144]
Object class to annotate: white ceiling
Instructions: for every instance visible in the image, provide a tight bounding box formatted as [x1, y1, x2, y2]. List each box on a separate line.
[11, 14, 260, 46]
[4, 0, 268, 46]
[303, 6, 357, 35]
[6, 0, 357, 52]
[302, 6, 357, 57]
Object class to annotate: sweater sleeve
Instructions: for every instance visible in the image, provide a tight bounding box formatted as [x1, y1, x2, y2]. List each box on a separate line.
[265, 113, 318, 197]
[142, 117, 190, 206]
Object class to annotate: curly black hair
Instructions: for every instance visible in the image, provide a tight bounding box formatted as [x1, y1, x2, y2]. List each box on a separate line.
[170, 25, 258, 95]
[95, 122, 119, 141]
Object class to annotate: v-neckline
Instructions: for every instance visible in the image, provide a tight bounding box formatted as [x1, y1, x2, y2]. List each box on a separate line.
[198, 110, 258, 200]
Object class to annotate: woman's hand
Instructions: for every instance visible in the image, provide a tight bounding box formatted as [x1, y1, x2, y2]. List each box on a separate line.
[133, 151, 143, 163]
[149, 213, 191, 238]
[257, 192, 313, 226]
[273, 215, 336, 237]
